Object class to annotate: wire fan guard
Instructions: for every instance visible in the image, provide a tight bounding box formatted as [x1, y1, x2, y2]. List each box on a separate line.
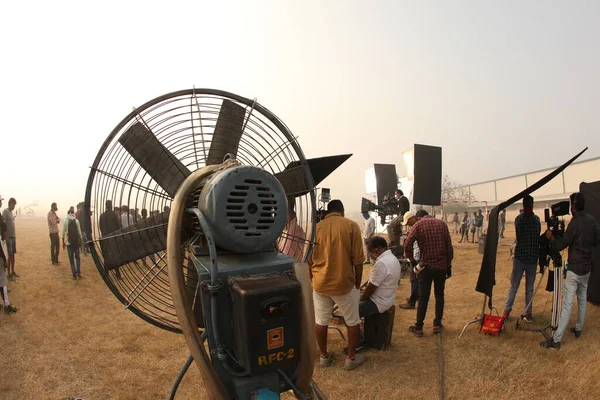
[85, 89, 316, 332]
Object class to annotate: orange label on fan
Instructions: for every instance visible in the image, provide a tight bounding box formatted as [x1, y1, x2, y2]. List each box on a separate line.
[267, 327, 284, 350]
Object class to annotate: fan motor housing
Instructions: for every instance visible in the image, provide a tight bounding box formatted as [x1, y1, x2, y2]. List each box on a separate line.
[198, 165, 288, 253]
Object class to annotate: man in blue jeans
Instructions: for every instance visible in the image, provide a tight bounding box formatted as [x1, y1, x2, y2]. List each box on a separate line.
[541, 192, 600, 350]
[502, 195, 541, 322]
[62, 206, 83, 280]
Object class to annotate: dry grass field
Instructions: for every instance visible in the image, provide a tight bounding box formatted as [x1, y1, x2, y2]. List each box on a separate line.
[2, 218, 600, 400]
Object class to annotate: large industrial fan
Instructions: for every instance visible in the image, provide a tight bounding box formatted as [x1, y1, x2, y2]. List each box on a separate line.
[84, 89, 350, 399]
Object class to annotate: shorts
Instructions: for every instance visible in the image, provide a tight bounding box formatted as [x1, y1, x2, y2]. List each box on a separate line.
[6, 237, 16, 255]
[313, 287, 360, 327]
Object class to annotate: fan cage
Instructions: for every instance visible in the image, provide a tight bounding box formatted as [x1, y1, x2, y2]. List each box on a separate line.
[84, 89, 316, 332]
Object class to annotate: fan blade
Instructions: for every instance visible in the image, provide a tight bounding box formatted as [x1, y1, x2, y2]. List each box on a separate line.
[119, 122, 191, 198]
[206, 99, 246, 165]
[275, 154, 353, 197]
[98, 212, 190, 270]
[275, 166, 313, 197]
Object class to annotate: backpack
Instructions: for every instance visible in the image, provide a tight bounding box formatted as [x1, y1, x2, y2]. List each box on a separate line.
[68, 219, 81, 247]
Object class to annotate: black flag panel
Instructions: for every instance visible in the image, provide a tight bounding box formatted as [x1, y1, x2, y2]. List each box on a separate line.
[475, 147, 588, 308]
[581, 181, 600, 304]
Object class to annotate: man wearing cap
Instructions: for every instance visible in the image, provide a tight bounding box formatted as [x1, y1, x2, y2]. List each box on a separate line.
[404, 210, 454, 336]
[2, 198, 18, 279]
[398, 211, 421, 309]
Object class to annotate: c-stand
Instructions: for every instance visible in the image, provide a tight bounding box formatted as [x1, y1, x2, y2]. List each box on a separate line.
[515, 253, 563, 340]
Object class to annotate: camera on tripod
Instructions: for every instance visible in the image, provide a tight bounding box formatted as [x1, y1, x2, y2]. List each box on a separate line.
[544, 200, 569, 240]
[361, 192, 401, 225]
[540, 200, 570, 272]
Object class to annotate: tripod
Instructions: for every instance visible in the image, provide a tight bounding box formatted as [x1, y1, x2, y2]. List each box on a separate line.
[515, 253, 563, 340]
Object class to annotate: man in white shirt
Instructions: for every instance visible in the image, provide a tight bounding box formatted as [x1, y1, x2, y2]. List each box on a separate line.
[120, 205, 134, 228]
[362, 212, 376, 264]
[360, 236, 402, 318]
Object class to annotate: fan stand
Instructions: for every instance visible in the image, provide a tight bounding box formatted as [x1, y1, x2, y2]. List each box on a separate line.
[168, 166, 326, 400]
[458, 295, 487, 339]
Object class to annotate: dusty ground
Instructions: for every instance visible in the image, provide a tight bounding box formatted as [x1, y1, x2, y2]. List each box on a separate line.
[2, 219, 600, 399]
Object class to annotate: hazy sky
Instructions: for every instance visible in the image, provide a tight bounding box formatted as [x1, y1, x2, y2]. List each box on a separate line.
[2, 1, 599, 216]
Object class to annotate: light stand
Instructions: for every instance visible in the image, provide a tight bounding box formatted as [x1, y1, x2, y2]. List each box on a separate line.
[515, 254, 563, 341]
[319, 188, 330, 210]
[459, 295, 488, 338]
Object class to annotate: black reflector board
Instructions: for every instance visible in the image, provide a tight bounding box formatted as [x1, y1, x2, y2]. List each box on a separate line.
[581, 181, 600, 304]
[374, 164, 397, 205]
[413, 144, 442, 206]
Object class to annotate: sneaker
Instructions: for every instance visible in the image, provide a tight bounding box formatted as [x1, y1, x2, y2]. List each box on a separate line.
[71, 277, 77, 280]
[502, 311, 510, 320]
[317, 352, 333, 368]
[570, 328, 582, 339]
[409, 326, 424, 337]
[399, 303, 416, 309]
[12, 272, 19, 278]
[4, 304, 17, 314]
[521, 313, 533, 323]
[433, 324, 444, 334]
[540, 338, 561, 350]
[344, 353, 366, 370]
[77, 273, 82, 278]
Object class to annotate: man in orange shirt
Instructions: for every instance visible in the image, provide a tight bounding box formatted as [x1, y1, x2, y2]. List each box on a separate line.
[309, 200, 366, 370]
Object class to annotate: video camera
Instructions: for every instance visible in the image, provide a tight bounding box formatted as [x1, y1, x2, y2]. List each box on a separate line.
[544, 200, 569, 239]
[361, 192, 401, 225]
[539, 200, 570, 272]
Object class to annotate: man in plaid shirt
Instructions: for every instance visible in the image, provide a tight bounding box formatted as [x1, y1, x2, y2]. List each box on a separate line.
[404, 210, 453, 336]
[502, 195, 540, 323]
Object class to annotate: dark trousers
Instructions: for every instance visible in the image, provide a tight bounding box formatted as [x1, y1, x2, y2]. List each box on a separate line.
[49, 233, 60, 263]
[359, 299, 379, 318]
[416, 268, 447, 329]
[408, 276, 419, 306]
[459, 227, 470, 242]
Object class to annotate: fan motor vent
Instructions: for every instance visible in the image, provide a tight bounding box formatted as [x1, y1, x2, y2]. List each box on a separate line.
[198, 165, 288, 253]
[226, 179, 279, 234]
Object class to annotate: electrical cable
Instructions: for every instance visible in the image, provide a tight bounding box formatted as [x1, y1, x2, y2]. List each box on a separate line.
[277, 369, 307, 400]
[169, 355, 193, 400]
[168, 331, 207, 400]
[436, 332, 445, 400]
